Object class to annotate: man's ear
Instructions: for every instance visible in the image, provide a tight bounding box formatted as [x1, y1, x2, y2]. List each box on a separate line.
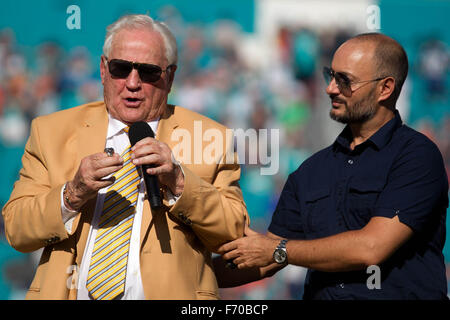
[100, 55, 107, 85]
[167, 65, 177, 93]
[377, 76, 396, 103]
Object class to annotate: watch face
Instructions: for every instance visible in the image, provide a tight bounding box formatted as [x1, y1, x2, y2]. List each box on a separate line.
[274, 249, 287, 264]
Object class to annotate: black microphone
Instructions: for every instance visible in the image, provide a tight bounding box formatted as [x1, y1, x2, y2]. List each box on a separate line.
[128, 121, 162, 209]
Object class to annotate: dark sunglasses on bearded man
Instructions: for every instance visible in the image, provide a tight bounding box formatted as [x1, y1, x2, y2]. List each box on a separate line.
[323, 66, 387, 97]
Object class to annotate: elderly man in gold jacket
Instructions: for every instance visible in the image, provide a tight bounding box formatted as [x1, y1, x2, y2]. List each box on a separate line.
[2, 14, 247, 300]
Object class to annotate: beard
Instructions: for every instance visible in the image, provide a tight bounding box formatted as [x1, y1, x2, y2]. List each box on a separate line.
[329, 88, 378, 124]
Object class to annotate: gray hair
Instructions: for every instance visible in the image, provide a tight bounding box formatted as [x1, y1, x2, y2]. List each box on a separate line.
[103, 14, 178, 65]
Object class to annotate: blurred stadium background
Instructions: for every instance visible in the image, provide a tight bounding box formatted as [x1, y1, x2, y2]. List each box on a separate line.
[0, 0, 448, 299]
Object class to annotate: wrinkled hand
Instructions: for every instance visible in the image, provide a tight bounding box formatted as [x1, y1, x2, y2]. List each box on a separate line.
[66, 152, 124, 210]
[131, 137, 184, 195]
[217, 225, 279, 269]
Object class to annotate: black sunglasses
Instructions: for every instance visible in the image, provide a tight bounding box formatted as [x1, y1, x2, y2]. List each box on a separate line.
[105, 57, 174, 83]
[323, 66, 386, 97]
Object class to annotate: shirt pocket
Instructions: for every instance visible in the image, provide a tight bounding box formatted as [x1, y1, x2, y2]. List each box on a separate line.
[304, 187, 332, 237]
[346, 178, 384, 228]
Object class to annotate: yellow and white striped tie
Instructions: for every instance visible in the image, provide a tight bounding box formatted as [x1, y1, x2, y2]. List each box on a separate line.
[86, 133, 140, 300]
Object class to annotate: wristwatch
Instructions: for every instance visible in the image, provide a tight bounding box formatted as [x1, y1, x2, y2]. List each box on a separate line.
[273, 239, 288, 264]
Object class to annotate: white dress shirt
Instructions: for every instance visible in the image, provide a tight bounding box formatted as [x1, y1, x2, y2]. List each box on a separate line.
[61, 115, 158, 300]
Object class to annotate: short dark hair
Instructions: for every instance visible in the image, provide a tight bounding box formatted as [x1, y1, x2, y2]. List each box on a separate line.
[350, 33, 408, 103]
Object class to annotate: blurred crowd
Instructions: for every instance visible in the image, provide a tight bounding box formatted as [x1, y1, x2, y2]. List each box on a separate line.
[0, 8, 449, 299]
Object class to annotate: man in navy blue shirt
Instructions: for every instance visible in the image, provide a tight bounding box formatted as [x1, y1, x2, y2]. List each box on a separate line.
[217, 33, 449, 299]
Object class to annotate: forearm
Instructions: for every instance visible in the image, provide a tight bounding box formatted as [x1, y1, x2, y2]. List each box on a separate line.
[286, 215, 413, 272]
[286, 230, 375, 272]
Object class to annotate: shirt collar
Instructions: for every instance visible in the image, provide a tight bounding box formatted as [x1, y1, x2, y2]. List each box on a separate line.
[368, 109, 403, 149]
[107, 114, 160, 139]
[333, 109, 403, 152]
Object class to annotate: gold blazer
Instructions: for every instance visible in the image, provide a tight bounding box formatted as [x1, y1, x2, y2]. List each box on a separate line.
[2, 101, 248, 300]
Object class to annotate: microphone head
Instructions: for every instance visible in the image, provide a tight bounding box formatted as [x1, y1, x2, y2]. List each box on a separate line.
[128, 121, 155, 147]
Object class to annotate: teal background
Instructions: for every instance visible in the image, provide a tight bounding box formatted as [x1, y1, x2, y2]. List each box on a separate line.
[0, 0, 448, 299]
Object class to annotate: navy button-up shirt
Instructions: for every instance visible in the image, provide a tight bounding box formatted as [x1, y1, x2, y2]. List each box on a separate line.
[269, 111, 449, 299]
